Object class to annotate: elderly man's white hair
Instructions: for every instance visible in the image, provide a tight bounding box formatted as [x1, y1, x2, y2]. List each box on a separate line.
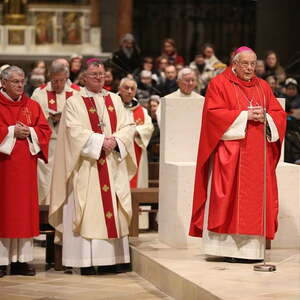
[119, 77, 137, 89]
[177, 67, 196, 81]
[232, 50, 257, 63]
[52, 58, 69, 68]
[150, 94, 160, 103]
[1, 66, 24, 81]
[140, 70, 152, 78]
[49, 62, 70, 77]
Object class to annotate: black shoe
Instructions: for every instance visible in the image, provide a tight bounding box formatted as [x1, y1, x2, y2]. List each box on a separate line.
[80, 266, 96, 276]
[97, 265, 118, 275]
[63, 267, 73, 274]
[10, 262, 36, 276]
[115, 263, 131, 273]
[224, 257, 263, 264]
[0, 266, 7, 278]
[97, 263, 131, 275]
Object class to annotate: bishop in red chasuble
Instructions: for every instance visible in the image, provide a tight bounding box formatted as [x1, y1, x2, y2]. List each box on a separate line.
[0, 66, 51, 277]
[189, 47, 286, 261]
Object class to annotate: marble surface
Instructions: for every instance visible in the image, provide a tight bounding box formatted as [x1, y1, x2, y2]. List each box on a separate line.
[131, 233, 300, 300]
[158, 162, 201, 248]
[274, 162, 300, 249]
[0, 241, 172, 300]
[160, 97, 203, 163]
[159, 97, 204, 248]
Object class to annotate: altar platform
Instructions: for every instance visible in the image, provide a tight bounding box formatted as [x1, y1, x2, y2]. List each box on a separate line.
[130, 233, 300, 300]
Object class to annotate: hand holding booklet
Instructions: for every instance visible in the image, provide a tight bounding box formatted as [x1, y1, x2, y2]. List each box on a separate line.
[47, 108, 61, 115]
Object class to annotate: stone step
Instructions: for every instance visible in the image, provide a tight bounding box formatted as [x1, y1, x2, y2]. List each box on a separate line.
[130, 233, 300, 300]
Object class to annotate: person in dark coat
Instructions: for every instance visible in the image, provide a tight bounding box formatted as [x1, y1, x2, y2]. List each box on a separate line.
[112, 33, 141, 79]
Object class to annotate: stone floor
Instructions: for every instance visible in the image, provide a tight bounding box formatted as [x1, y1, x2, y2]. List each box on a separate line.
[131, 233, 300, 300]
[0, 240, 172, 300]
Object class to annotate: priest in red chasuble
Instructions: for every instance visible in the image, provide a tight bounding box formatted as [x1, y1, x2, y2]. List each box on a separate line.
[189, 47, 286, 262]
[49, 60, 136, 275]
[31, 61, 81, 205]
[0, 66, 51, 277]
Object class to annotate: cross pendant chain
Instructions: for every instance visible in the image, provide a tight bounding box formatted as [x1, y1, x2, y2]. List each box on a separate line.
[87, 96, 105, 129]
[248, 99, 254, 109]
[98, 120, 105, 129]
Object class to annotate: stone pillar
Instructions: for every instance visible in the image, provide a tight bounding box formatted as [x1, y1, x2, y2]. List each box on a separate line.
[90, 0, 101, 27]
[100, 0, 118, 52]
[273, 98, 300, 249]
[158, 96, 204, 248]
[117, 0, 133, 43]
[90, 0, 102, 51]
[274, 162, 300, 249]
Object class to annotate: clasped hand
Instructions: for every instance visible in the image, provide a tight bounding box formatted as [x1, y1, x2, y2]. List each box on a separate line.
[248, 107, 265, 123]
[102, 136, 117, 155]
[49, 113, 62, 124]
[14, 122, 30, 139]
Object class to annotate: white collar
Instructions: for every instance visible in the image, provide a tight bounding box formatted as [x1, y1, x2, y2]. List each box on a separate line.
[48, 81, 71, 94]
[178, 89, 194, 97]
[83, 87, 108, 97]
[1, 89, 21, 102]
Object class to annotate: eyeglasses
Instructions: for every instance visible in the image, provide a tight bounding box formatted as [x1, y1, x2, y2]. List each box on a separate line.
[121, 85, 136, 92]
[182, 79, 197, 83]
[51, 79, 67, 84]
[238, 61, 257, 68]
[87, 72, 106, 78]
[6, 79, 25, 85]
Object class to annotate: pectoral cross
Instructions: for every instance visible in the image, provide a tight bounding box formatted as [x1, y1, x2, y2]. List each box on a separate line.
[98, 120, 105, 128]
[247, 97, 254, 110]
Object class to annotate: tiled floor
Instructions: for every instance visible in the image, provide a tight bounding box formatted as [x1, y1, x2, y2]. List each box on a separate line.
[0, 241, 172, 300]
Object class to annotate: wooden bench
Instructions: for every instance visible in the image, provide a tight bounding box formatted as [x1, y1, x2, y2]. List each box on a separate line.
[39, 169, 160, 269]
[129, 187, 159, 237]
[148, 162, 159, 187]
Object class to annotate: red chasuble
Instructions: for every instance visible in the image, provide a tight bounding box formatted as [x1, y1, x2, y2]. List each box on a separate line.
[189, 67, 286, 240]
[0, 92, 51, 238]
[130, 104, 145, 188]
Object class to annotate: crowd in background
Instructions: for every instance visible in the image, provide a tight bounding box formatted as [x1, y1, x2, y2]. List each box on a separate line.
[1, 33, 299, 164]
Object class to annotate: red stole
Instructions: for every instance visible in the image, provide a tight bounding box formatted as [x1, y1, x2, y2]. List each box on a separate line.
[47, 91, 73, 111]
[82, 93, 118, 238]
[70, 83, 81, 91]
[130, 105, 145, 188]
[103, 85, 112, 91]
